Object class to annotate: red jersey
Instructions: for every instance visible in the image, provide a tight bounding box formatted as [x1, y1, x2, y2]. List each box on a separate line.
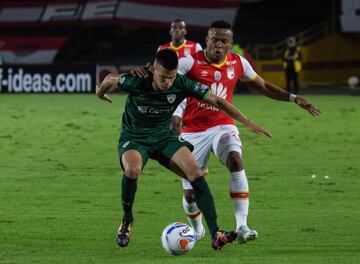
[178, 50, 257, 133]
[157, 39, 202, 59]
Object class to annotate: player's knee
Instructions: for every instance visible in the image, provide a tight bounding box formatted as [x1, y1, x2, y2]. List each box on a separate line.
[183, 189, 196, 203]
[124, 167, 141, 179]
[226, 151, 243, 171]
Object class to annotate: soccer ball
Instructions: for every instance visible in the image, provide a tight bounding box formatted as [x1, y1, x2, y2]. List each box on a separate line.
[161, 222, 196, 255]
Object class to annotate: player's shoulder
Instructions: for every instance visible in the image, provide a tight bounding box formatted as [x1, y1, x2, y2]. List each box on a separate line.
[175, 73, 189, 82]
[228, 50, 243, 61]
[227, 51, 249, 67]
[174, 73, 196, 86]
[181, 50, 204, 63]
[119, 73, 147, 87]
[184, 39, 199, 46]
[193, 49, 205, 58]
[178, 53, 198, 75]
[158, 42, 171, 50]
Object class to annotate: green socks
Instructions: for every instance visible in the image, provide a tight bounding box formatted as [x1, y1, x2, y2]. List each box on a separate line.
[190, 176, 219, 238]
[121, 175, 137, 222]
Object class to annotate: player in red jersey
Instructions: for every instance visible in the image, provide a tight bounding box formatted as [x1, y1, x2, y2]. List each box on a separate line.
[132, 20, 320, 244]
[157, 19, 202, 58]
[173, 20, 320, 243]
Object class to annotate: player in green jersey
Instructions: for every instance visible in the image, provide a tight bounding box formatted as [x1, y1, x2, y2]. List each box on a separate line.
[96, 49, 271, 251]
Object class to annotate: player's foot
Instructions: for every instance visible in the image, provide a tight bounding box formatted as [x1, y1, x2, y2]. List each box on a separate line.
[194, 227, 205, 242]
[116, 220, 132, 247]
[236, 225, 258, 244]
[211, 229, 237, 250]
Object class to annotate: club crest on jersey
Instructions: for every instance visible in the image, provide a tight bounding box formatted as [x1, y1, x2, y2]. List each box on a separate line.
[214, 71, 221, 81]
[167, 94, 176, 103]
[184, 48, 191, 57]
[227, 65, 235, 80]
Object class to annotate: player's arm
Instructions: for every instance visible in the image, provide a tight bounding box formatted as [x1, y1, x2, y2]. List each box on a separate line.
[248, 75, 320, 116]
[204, 93, 272, 138]
[170, 116, 182, 136]
[170, 99, 186, 136]
[240, 56, 320, 116]
[95, 73, 120, 103]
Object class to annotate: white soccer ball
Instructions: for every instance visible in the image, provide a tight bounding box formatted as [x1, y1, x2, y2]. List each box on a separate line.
[161, 222, 196, 255]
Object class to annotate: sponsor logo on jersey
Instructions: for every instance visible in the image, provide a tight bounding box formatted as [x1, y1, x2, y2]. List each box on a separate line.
[122, 141, 130, 148]
[227, 65, 235, 80]
[197, 101, 219, 111]
[210, 82, 227, 99]
[137, 105, 175, 114]
[137, 106, 148, 113]
[119, 75, 126, 84]
[167, 94, 176, 103]
[226, 60, 238, 65]
[200, 70, 208, 77]
[178, 136, 185, 142]
[214, 71, 221, 81]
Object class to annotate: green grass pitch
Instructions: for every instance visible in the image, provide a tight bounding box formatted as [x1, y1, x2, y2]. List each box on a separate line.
[0, 94, 359, 264]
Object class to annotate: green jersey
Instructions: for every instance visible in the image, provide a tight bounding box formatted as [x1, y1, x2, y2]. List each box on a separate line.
[117, 73, 210, 142]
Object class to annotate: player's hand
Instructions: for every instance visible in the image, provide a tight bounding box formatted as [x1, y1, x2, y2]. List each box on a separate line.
[95, 85, 112, 103]
[247, 121, 272, 138]
[130, 63, 153, 78]
[295, 97, 320, 116]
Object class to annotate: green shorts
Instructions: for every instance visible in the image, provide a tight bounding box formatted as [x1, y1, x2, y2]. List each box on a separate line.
[118, 134, 193, 170]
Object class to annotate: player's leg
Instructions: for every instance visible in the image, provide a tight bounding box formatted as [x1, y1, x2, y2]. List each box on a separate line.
[285, 69, 291, 92]
[181, 132, 212, 241]
[293, 71, 299, 94]
[116, 140, 148, 248]
[165, 145, 237, 249]
[213, 125, 258, 244]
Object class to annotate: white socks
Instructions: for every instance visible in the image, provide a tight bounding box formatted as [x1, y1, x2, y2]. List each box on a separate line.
[229, 170, 249, 229]
[182, 169, 249, 233]
[182, 196, 204, 235]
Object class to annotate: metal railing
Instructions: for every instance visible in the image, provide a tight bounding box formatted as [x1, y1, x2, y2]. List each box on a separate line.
[252, 20, 333, 60]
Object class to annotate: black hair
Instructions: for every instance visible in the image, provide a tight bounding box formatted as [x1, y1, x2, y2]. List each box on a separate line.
[155, 49, 178, 70]
[210, 20, 232, 30]
[172, 18, 185, 24]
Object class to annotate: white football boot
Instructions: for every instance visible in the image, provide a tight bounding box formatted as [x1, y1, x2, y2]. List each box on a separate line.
[237, 225, 258, 244]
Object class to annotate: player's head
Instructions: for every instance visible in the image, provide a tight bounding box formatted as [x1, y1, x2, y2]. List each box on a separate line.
[170, 19, 187, 43]
[205, 20, 233, 63]
[287, 36, 296, 47]
[153, 49, 178, 91]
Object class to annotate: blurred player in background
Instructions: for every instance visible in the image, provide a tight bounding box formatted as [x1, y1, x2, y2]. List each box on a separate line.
[133, 20, 320, 244]
[96, 49, 272, 250]
[157, 19, 202, 58]
[283, 36, 302, 94]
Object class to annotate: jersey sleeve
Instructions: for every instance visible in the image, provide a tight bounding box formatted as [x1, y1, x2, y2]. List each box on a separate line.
[182, 77, 210, 101]
[195, 43, 203, 51]
[173, 99, 187, 117]
[178, 55, 194, 75]
[239, 56, 257, 82]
